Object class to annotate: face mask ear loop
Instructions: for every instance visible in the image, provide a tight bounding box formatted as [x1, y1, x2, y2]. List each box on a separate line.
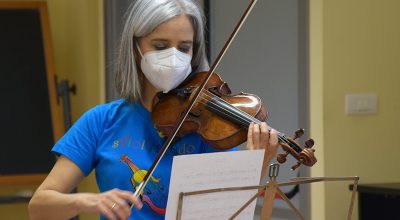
[135, 43, 145, 82]
[136, 43, 144, 58]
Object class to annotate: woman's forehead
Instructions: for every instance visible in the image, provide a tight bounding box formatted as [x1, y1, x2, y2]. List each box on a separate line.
[145, 15, 194, 42]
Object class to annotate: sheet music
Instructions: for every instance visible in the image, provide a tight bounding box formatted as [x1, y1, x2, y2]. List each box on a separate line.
[165, 149, 265, 220]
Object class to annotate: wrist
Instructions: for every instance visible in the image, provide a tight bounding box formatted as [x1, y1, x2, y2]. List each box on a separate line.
[71, 193, 85, 214]
[73, 192, 99, 215]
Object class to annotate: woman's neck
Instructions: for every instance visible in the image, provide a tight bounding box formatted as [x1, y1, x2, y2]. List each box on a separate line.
[141, 78, 159, 112]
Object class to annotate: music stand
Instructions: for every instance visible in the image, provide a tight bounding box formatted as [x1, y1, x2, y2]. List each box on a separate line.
[175, 164, 359, 220]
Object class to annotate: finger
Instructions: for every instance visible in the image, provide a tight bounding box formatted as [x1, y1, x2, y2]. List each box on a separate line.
[98, 202, 117, 220]
[252, 123, 261, 148]
[269, 129, 279, 147]
[116, 189, 143, 210]
[263, 129, 280, 164]
[247, 122, 254, 149]
[260, 122, 269, 148]
[130, 195, 143, 210]
[109, 194, 131, 219]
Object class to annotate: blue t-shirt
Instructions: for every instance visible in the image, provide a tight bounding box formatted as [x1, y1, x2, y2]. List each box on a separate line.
[52, 99, 228, 219]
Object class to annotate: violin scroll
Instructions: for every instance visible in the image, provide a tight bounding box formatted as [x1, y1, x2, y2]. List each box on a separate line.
[277, 129, 317, 170]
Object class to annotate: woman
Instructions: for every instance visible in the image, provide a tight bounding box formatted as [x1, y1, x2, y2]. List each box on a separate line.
[28, 0, 279, 219]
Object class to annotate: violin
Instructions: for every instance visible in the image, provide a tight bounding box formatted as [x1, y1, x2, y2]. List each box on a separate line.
[152, 72, 317, 170]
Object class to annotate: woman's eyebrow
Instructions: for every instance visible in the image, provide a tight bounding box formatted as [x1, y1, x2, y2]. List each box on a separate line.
[180, 40, 193, 44]
[151, 38, 169, 42]
[151, 39, 193, 43]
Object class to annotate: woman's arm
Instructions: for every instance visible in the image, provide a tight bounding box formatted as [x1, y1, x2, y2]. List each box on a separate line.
[28, 156, 142, 220]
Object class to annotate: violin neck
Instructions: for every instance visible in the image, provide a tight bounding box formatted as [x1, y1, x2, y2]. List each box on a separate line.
[206, 96, 261, 127]
[205, 96, 302, 152]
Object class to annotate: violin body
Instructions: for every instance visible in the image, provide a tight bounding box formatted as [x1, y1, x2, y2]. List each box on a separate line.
[152, 72, 316, 169]
[152, 72, 268, 150]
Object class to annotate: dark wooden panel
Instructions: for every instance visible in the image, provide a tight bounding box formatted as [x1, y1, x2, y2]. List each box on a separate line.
[0, 1, 63, 184]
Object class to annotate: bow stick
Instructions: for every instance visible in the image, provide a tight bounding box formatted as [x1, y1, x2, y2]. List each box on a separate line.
[132, 0, 259, 206]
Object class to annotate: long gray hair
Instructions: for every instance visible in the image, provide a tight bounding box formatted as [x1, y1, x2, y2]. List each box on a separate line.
[115, 0, 208, 101]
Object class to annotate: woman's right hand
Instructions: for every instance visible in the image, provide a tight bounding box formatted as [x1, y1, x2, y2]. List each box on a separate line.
[77, 189, 143, 220]
[29, 156, 142, 220]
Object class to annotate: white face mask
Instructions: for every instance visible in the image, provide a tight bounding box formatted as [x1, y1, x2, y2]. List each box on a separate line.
[138, 46, 192, 93]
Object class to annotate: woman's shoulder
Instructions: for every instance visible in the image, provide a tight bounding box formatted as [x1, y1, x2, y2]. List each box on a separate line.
[78, 99, 132, 124]
[89, 98, 124, 111]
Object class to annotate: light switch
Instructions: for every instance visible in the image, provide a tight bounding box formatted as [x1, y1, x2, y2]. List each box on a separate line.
[345, 94, 377, 114]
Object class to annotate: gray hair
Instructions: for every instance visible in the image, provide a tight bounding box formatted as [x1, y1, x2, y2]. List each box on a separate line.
[115, 0, 209, 101]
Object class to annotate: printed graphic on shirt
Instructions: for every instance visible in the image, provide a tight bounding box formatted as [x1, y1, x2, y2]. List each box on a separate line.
[112, 135, 197, 156]
[120, 155, 167, 215]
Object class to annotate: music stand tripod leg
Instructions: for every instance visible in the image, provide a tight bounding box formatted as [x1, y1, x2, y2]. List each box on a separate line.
[276, 187, 305, 220]
[260, 164, 279, 220]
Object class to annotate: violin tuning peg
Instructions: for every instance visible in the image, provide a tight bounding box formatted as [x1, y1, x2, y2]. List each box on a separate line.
[293, 129, 305, 140]
[304, 139, 315, 148]
[291, 159, 304, 170]
[277, 152, 289, 163]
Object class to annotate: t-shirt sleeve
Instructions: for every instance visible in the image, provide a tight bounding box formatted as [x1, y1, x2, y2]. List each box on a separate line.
[52, 106, 106, 176]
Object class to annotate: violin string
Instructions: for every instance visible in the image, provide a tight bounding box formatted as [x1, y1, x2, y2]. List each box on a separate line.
[195, 92, 255, 127]
[198, 89, 286, 141]
[194, 90, 290, 145]
[195, 91, 271, 131]
[196, 91, 266, 128]
[159, 89, 293, 151]
[197, 90, 264, 126]
[195, 95, 289, 146]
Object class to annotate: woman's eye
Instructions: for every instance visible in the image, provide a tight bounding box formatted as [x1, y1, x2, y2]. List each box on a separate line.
[178, 45, 192, 53]
[153, 43, 167, 50]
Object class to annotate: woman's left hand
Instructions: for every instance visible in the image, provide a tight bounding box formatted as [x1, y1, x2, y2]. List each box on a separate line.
[246, 122, 279, 162]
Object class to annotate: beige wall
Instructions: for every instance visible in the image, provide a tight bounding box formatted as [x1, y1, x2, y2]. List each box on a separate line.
[310, 0, 400, 219]
[49, 0, 105, 114]
[0, 0, 104, 219]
